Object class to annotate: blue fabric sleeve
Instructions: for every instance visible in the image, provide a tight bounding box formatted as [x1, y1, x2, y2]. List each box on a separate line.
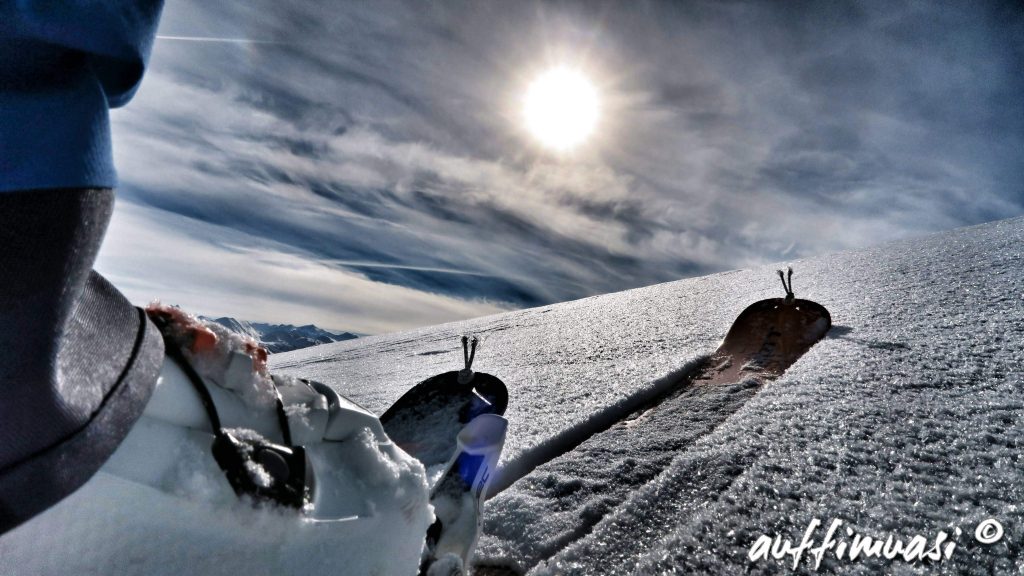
[0, 1, 165, 192]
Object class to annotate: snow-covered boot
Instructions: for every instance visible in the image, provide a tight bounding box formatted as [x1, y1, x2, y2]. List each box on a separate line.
[0, 303, 434, 575]
[421, 413, 508, 575]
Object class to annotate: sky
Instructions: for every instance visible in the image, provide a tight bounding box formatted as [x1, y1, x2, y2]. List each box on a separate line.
[96, 0, 1024, 335]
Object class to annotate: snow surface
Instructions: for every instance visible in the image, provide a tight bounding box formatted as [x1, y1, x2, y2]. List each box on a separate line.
[270, 216, 1024, 574]
[0, 216, 1020, 575]
[0, 421, 434, 576]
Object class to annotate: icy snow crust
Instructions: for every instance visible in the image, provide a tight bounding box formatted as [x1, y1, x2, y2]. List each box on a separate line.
[271, 216, 1024, 574]
[0, 218, 1018, 575]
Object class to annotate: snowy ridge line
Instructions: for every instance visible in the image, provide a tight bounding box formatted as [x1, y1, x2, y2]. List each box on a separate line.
[488, 355, 710, 498]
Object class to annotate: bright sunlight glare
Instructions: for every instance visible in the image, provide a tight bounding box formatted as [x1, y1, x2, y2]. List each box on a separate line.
[523, 67, 599, 151]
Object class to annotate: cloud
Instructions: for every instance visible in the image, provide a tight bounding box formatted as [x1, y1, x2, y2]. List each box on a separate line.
[100, 0, 1023, 332]
[96, 201, 508, 335]
[156, 35, 287, 45]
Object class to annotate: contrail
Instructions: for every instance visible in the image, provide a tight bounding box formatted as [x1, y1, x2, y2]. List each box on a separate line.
[156, 35, 286, 45]
[324, 259, 493, 277]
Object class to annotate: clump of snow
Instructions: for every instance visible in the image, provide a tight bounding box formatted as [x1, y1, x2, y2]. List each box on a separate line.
[224, 427, 269, 443]
[306, 426, 432, 525]
[222, 427, 274, 488]
[147, 302, 280, 410]
[426, 553, 465, 575]
[193, 321, 279, 410]
[0, 470, 425, 575]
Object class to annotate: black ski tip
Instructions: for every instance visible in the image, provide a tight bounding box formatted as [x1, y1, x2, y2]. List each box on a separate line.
[380, 336, 509, 468]
[731, 297, 831, 330]
[380, 370, 508, 425]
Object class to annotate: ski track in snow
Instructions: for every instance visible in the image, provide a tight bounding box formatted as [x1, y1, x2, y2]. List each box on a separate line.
[474, 374, 765, 575]
[537, 218, 1023, 576]
[271, 216, 1024, 575]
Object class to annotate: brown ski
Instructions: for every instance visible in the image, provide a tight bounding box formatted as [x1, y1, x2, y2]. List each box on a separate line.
[697, 267, 831, 386]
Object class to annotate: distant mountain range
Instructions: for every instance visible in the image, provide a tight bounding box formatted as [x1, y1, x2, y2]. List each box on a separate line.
[202, 316, 358, 353]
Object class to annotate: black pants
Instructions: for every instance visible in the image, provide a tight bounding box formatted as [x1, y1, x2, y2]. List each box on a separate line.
[0, 188, 163, 534]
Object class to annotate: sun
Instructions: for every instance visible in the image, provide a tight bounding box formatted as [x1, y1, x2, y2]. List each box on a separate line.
[523, 67, 599, 151]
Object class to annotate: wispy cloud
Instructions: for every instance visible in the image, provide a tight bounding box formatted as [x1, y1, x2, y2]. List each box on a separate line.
[100, 0, 1024, 333]
[96, 202, 508, 334]
[156, 35, 287, 45]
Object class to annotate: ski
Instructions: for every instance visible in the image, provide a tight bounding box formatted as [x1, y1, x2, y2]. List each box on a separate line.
[421, 413, 508, 576]
[381, 336, 509, 469]
[696, 267, 831, 386]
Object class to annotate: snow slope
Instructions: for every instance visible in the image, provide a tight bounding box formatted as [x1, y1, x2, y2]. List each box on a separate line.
[270, 216, 1024, 574]
[0, 217, 1019, 575]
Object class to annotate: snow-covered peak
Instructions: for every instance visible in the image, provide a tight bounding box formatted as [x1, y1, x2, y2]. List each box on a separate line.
[202, 316, 358, 353]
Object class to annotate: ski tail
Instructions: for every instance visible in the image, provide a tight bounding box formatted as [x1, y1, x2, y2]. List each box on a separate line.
[421, 414, 508, 575]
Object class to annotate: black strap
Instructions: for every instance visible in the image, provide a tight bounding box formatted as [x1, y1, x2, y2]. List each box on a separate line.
[274, 393, 293, 446]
